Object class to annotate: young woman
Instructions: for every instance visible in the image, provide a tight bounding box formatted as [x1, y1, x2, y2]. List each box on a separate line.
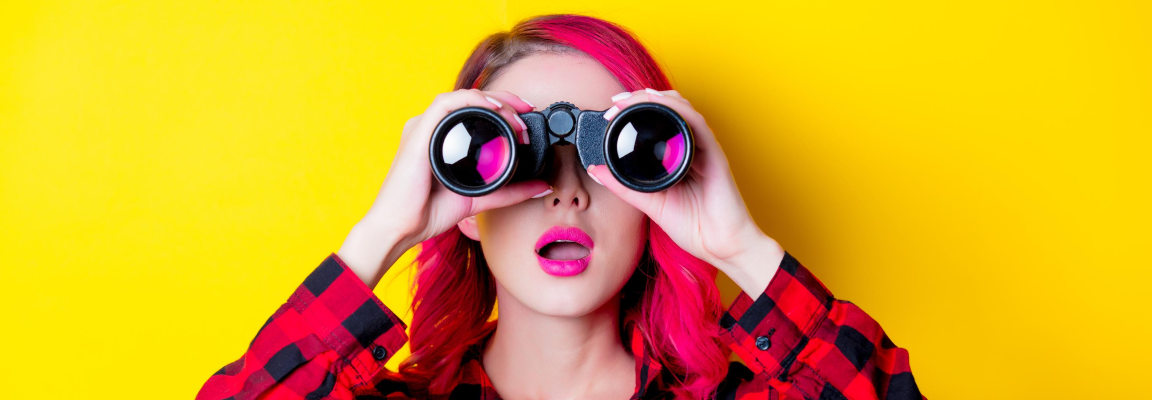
[197, 14, 923, 400]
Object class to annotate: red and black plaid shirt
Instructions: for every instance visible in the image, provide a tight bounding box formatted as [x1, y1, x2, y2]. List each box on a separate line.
[197, 251, 924, 400]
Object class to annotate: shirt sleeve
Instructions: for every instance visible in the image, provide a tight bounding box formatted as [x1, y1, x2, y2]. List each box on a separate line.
[717, 251, 926, 400]
[196, 253, 413, 400]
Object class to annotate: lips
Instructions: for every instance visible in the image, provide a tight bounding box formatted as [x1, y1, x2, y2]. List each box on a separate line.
[535, 226, 594, 277]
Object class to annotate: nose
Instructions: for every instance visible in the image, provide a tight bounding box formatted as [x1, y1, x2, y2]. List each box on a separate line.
[543, 145, 591, 212]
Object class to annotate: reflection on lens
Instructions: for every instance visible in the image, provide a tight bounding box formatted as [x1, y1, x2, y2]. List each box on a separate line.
[440, 116, 510, 188]
[609, 108, 686, 184]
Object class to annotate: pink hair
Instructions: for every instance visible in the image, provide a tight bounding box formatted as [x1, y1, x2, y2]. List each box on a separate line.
[399, 14, 729, 399]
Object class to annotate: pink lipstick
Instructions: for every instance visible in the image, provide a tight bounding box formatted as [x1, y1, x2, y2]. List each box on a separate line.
[535, 226, 594, 277]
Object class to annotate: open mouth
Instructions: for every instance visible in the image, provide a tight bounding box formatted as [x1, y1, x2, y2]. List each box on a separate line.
[537, 240, 591, 260]
[535, 226, 595, 277]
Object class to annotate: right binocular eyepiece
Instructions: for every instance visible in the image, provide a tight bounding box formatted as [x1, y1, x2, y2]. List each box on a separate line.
[429, 101, 694, 197]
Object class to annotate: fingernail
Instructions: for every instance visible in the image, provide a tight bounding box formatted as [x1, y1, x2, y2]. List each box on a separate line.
[611, 91, 632, 102]
[602, 106, 620, 120]
[518, 96, 535, 109]
[644, 88, 664, 96]
[514, 114, 528, 132]
[520, 130, 530, 145]
[586, 166, 604, 186]
[485, 96, 503, 108]
[531, 187, 553, 198]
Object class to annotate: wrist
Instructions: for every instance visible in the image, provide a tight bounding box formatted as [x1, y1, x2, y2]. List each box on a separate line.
[337, 218, 411, 288]
[715, 229, 785, 297]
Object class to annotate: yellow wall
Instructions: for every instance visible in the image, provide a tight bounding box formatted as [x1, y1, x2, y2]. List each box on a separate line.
[2, 1, 1148, 398]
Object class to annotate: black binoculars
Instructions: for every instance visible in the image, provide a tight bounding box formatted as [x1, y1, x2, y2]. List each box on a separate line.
[429, 101, 694, 196]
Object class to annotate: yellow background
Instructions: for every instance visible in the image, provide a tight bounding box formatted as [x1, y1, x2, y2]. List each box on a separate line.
[2, 1, 1149, 398]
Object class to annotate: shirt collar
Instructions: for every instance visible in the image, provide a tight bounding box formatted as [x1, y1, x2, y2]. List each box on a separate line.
[628, 320, 667, 399]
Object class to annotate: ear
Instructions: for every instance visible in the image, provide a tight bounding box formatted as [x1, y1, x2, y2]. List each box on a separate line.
[457, 215, 481, 241]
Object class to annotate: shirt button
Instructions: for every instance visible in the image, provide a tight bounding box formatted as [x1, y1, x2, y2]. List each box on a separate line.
[371, 345, 388, 361]
[755, 335, 772, 351]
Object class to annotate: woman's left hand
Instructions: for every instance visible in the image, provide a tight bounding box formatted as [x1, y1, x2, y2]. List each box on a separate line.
[587, 88, 785, 295]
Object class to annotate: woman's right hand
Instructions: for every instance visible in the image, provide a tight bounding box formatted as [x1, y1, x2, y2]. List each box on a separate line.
[337, 89, 552, 287]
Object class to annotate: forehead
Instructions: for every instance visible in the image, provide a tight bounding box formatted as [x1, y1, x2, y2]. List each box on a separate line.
[484, 52, 626, 111]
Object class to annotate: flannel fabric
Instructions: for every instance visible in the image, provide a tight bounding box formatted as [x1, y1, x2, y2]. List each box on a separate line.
[197, 251, 924, 400]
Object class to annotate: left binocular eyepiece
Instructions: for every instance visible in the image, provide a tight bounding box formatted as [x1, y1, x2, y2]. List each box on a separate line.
[429, 101, 693, 197]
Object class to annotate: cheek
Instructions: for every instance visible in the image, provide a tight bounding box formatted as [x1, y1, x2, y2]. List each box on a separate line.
[594, 197, 649, 266]
[475, 204, 535, 256]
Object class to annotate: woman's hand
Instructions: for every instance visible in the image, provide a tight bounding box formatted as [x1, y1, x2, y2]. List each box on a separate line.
[338, 89, 552, 287]
[587, 89, 785, 296]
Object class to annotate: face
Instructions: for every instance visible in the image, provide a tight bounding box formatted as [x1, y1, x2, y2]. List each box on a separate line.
[457, 52, 649, 317]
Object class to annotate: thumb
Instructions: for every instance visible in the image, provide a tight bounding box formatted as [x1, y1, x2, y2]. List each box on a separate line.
[587, 164, 659, 217]
[469, 179, 553, 215]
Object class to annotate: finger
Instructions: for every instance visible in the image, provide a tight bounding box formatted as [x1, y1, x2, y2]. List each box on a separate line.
[470, 89, 530, 145]
[586, 164, 663, 219]
[394, 90, 507, 194]
[607, 88, 685, 104]
[405, 90, 512, 156]
[395, 114, 422, 152]
[428, 88, 504, 118]
[468, 179, 553, 216]
[607, 89, 695, 124]
[415, 89, 505, 144]
[645, 88, 685, 100]
[605, 89, 726, 169]
[383, 114, 431, 191]
[482, 90, 536, 113]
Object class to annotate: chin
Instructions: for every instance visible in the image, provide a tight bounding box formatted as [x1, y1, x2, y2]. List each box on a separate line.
[531, 302, 597, 318]
[490, 255, 633, 318]
[515, 280, 615, 317]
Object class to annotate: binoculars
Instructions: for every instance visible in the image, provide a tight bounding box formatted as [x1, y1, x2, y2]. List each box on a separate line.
[429, 101, 694, 196]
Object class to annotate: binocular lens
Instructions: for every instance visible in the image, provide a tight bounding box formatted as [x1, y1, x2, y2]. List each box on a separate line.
[606, 106, 691, 191]
[430, 102, 690, 196]
[435, 115, 512, 190]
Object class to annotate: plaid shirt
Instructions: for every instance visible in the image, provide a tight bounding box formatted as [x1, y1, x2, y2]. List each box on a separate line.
[197, 251, 924, 400]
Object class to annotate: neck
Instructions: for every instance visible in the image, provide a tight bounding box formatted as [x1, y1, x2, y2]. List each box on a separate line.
[482, 283, 636, 400]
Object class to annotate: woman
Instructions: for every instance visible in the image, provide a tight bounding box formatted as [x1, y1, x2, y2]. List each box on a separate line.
[197, 14, 923, 400]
